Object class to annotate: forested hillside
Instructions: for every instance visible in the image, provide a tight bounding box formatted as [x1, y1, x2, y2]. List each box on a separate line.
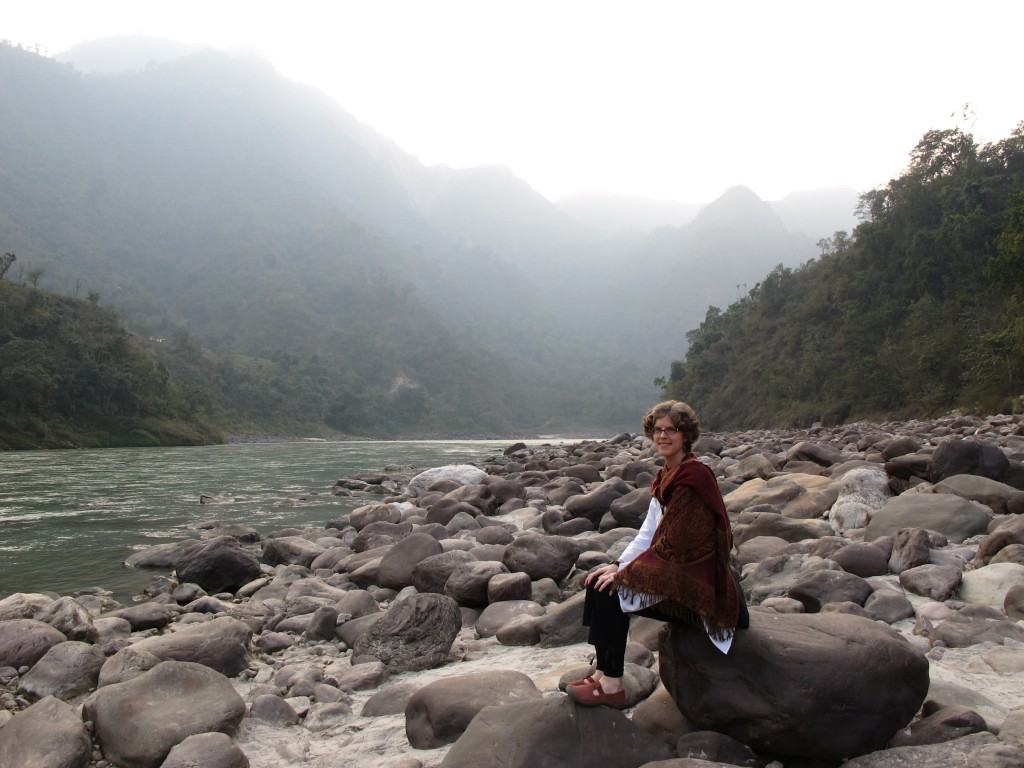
[662, 125, 1024, 429]
[0, 278, 221, 448]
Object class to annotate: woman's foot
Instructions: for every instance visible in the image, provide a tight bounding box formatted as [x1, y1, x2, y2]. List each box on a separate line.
[567, 675, 597, 689]
[567, 680, 626, 709]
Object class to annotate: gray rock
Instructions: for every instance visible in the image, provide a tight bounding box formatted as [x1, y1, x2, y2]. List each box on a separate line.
[18, 641, 105, 701]
[361, 682, 421, 717]
[733, 510, 833, 546]
[0, 618, 66, 669]
[888, 704, 987, 747]
[103, 600, 177, 631]
[439, 695, 672, 768]
[660, 611, 929, 761]
[936, 474, 1022, 514]
[35, 596, 98, 643]
[888, 527, 933, 574]
[352, 593, 461, 672]
[502, 534, 581, 582]
[840, 732, 1024, 768]
[405, 669, 542, 748]
[486, 572, 533, 603]
[249, 693, 300, 725]
[536, 590, 589, 647]
[0, 695, 91, 768]
[475, 600, 546, 638]
[261, 535, 326, 568]
[175, 536, 262, 594]
[865, 494, 991, 544]
[675, 731, 765, 767]
[444, 561, 510, 607]
[411, 550, 477, 594]
[899, 563, 963, 601]
[928, 438, 1009, 483]
[786, 569, 874, 612]
[376, 532, 444, 593]
[829, 542, 890, 577]
[85, 660, 245, 768]
[610, 488, 653, 529]
[159, 732, 250, 768]
[863, 591, 916, 624]
[565, 478, 632, 524]
[99, 616, 252, 684]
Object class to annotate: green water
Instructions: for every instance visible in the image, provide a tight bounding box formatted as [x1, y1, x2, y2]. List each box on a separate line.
[0, 440, 553, 601]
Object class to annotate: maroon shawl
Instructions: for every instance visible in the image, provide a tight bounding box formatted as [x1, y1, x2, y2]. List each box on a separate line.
[615, 455, 739, 634]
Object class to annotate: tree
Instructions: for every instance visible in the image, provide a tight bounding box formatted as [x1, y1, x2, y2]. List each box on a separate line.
[0, 252, 14, 280]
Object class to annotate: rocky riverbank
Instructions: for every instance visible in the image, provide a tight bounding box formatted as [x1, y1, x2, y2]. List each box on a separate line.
[4, 414, 1024, 768]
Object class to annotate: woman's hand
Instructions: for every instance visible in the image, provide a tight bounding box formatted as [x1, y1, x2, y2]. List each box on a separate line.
[585, 562, 620, 592]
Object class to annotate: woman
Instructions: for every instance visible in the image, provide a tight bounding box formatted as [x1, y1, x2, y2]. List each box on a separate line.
[568, 400, 745, 708]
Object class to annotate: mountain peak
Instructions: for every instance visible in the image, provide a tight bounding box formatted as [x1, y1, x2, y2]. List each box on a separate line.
[690, 185, 783, 234]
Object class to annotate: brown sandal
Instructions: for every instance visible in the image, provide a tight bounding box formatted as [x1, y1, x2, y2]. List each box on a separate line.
[567, 680, 626, 709]
[567, 675, 597, 688]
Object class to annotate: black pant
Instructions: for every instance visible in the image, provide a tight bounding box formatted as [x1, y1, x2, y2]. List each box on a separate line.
[581, 581, 677, 677]
[581, 573, 748, 677]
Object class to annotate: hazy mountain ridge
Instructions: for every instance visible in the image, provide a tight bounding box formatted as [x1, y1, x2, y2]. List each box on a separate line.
[0, 38, 862, 435]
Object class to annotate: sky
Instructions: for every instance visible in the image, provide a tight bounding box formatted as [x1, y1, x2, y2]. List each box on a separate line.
[4, 0, 1023, 205]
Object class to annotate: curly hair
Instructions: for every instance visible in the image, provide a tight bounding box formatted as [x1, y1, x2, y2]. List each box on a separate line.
[642, 400, 701, 452]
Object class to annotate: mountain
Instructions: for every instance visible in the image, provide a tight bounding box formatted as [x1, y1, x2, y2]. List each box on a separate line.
[0, 38, 871, 437]
[557, 191, 701, 233]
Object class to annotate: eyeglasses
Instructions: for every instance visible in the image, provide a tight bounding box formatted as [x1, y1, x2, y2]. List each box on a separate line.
[652, 427, 681, 437]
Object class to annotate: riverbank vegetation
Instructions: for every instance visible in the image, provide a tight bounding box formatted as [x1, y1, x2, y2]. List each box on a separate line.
[0, 280, 222, 448]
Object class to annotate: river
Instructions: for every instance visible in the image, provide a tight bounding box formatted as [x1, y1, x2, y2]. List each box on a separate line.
[0, 439, 567, 602]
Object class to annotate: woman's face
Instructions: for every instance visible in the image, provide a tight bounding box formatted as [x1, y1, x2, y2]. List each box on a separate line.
[652, 415, 686, 467]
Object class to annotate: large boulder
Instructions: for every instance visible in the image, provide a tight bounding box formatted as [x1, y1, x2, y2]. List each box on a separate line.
[405, 670, 542, 748]
[444, 560, 510, 607]
[502, 534, 581, 582]
[0, 618, 66, 669]
[659, 611, 929, 761]
[935, 474, 1023, 515]
[408, 465, 488, 495]
[565, 478, 633, 524]
[35, 596, 98, 643]
[829, 468, 891, 532]
[786, 569, 874, 612]
[352, 593, 461, 672]
[98, 615, 252, 684]
[84, 660, 245, 768]
[864, 494, 991, 544]
[260, 535, 325, 567]
[928, 438, 1009, 483]
[376, 532, 444, 590]
[439, 695, 672, 768]
[0, 695, 91, 768]
[732, 510, 833, 546]
[412, 550, 477, 594]
[175, 535, 262, 593]
[610, 488, 653, 529]
[159, 732, 250, 768]
[959, 562, 1024, 607]
[840, 732, 1024, 768]
[18, 641, 105, 701]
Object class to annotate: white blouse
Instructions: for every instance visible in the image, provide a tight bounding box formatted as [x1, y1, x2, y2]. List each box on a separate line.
[615, 496, 734, 654]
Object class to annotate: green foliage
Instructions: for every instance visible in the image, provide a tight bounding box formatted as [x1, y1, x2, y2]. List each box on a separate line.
[664, 124, 1024, 428]
[0, 280, 222, 448]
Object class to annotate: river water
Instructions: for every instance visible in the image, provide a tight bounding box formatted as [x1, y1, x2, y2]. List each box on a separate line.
[0, 440, 564, 602]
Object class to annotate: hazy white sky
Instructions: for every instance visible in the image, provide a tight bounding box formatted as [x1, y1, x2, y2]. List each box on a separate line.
[4, 0, 1023, 204]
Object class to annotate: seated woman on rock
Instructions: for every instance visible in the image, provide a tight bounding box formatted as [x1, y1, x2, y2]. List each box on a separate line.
[569, 400, 747, 708]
